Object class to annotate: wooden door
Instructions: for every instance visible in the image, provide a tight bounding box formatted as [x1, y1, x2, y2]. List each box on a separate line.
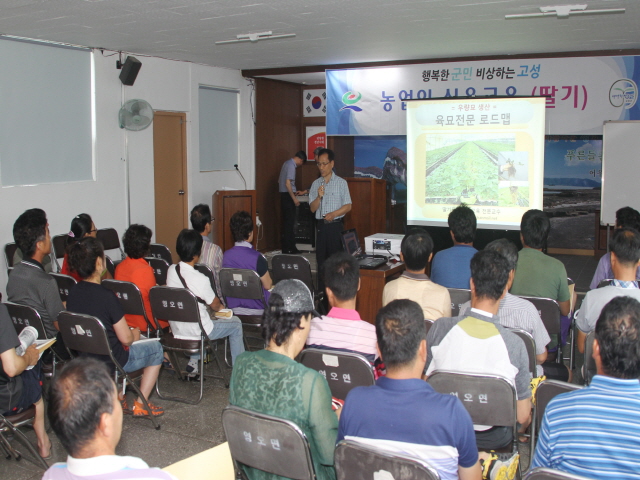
[153, 111, 187, 264]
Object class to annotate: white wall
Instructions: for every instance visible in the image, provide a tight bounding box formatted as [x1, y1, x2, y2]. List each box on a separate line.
[0, 48, 255, 298]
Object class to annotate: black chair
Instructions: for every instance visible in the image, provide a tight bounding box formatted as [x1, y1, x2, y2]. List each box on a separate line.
[96, 228, 125, 260]
[219, 268, 268, 350]
[51, 234, 67, 272]
[534, 380, 582, 454]
[518, 296, 563, 367]
[149, 286, 229, 404]
[428, 371, 519, 470]
[597, 279, 613, 289]
[102, 279, 159, 336]
[271, 254, 322, 304]
[509, 328, 537, 458]
[146, 257, 170, 286]
[299, 348, 374, 401]
[4, 302, 59, 377]
[583, 330, 596, 385]
[149, 243, 173, 265]
[524, 467, 594, 480]
[0, 408, 49, 469]
[4, 243, 17, 274]
[425, 318, 435, 336]
[105, 255, 116, 278]
[335, 439, 440, 480]
[222, 405, 316, 480]
[57, 311, 160, 430]
[447, 288, 471, 317]
[49, 272, 77, 303]
[194, 263, 220, 299]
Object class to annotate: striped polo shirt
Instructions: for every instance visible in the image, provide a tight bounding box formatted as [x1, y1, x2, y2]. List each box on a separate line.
[309, 173, 352, 220]
[532, 375, 640, 479]
[307, 307, 377, 357]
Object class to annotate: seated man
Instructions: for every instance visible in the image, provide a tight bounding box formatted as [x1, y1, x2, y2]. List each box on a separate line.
[510, 209, 574, 347]
[382, 230, 451, 320]
[430, 204, 478, 289]
[532, 296, 640, 479]
[43, 358, 176, 480]
[167, 229, 244, 378]
[306, 252, 377, 362]
[427, 250, 531, 462]
[459, 239, 555, 379]
[576, 227, 640, 353]
[7, 208, 68, 360]
[590, 206, 640, 289]
[0, 303, 51, 459]
[338, 299, 481, 480]
[222, 211, 272, 315]
[190, 204, 223, 297]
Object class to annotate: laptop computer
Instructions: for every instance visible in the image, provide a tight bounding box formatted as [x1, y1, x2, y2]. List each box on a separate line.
[340, 228, 387, 269]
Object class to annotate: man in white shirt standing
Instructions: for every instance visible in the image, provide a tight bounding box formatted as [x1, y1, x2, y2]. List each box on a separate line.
[167, 229, 244, 379]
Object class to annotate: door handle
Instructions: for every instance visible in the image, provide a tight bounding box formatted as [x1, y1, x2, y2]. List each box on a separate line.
[178, 190, 185, 195]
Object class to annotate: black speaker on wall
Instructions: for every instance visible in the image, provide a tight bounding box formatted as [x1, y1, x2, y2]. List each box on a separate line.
[119, 56, 142, 86]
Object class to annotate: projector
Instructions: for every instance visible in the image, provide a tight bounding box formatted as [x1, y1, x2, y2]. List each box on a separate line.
[365, 233, 405, 257]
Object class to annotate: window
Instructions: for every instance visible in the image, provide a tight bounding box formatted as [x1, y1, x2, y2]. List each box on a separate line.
[199, 86, 239, 171]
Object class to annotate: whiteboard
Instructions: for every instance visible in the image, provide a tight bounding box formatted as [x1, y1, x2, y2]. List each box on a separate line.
[601, 121, 640, 225]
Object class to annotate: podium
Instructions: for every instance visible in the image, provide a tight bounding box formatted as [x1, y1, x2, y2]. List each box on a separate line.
[212, 190, 257, 251]
[344, 178, 386, 248]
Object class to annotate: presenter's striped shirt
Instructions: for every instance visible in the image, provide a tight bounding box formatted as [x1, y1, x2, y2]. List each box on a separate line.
[532, 375, 640, 480]
[309, 173, 351, 219]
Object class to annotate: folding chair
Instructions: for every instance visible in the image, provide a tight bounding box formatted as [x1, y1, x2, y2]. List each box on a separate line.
[194, 263, 220, 299]
[518, 296, 565, 369]
[105, 255, 116, 278]
[4, 302, 59, 377]
[149, 243, 173, 265]
[597, 279, 613, 289]
[149, 286, 229, 404]
[582, 330, 596, 385]
[0, 408, 49, 469]
[534, 380, 582, 454]
[335, 439, 440, 480]
[102, 279, 159, 336]
[49, 272, 77, 303]
[447, 288, 471, 317]
[428, 371, 519, 474]
[271, 254, 322, 305]
[222, 405, 316, 480]
[96, 228, 125, 261]
[425, 318, 435, 336]
[51, 234, 67, 272]
[57, 311, 160, 429]
[4, 243, 17, 274]
[219, 268, 268, 350]
[524, 467, 594, 480]
[509, 328, 537, 458]
[146, 257, 170, 286]
[299, 348, 374, 401]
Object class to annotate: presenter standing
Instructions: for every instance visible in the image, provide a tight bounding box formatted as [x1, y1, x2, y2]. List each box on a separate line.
[309, 148, 352, 277]
[279, 150, 308, 254]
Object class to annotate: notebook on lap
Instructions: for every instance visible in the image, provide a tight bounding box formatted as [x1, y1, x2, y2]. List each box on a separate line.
[341, 229, 387, 269]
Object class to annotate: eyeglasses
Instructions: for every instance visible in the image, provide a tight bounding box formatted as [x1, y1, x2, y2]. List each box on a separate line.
[316, 161, 331, 167]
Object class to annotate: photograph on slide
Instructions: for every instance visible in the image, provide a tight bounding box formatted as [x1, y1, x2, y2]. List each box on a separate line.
[424, 133, 519, 206]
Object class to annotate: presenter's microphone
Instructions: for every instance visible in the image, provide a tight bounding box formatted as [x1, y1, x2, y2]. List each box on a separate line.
[234, 164, 247, 190]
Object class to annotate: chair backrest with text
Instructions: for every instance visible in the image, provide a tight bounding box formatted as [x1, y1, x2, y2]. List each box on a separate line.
[146, 257, 170, 286]
[335, 440, 440, 480]
[4, 302, 48, 339]
[518, 296, 561, 336]
[50, 272, 77, 303]
[447, 288, 471, 317]
[149, 243, 173, 265]
[148, 286, 202, 331]
[299, 348, 374, 401]
[219, 268, 267, 307]
[222, 405, 316, 480]
[271, 254, 315, 292]
[102, 279, 158, 334]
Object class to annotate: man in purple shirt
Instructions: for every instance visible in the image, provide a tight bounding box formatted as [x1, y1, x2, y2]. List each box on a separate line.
[43, 358, 175, 480]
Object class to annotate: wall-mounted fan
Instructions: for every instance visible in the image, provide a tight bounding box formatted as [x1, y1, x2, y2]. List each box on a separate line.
[119, 99, 154, 131]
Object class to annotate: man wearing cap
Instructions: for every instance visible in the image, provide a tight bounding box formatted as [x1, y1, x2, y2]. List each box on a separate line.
[230, 279, 338, 480]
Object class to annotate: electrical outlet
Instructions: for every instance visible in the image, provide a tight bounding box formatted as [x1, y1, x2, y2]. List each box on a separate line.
[256, 215, 262, 227]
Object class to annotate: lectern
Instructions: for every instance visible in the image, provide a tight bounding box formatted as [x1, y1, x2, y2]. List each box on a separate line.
[212, 190, 257, 251]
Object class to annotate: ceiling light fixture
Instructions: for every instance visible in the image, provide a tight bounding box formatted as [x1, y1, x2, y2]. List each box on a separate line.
[505, 4, 625, 19]
[215, 31, 296, 45]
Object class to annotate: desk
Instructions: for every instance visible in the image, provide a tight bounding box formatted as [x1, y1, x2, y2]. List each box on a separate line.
[356, 262, 405, 323]
[163, 442, 234, 480]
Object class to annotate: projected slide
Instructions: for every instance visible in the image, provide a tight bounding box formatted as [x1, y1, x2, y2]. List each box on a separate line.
[407, 97, 546, 230]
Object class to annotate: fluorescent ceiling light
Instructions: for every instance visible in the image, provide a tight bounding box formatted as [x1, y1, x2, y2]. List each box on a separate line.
[506, 4, 625, 19]
[215, 31, 296, 45]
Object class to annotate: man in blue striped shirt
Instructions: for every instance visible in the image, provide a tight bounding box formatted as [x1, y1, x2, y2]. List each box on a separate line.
[532, 295, 640, 479]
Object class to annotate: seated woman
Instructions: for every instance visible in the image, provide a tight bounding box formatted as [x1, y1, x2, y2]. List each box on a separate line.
[114, 224, 168, 333]
[61, 213, 112, 281]
[229, 279, 338, 480]
[66, 237, 164, 417]
[222, 211, 272, 315]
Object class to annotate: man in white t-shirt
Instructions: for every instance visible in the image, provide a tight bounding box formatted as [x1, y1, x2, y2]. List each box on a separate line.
[167, 229, 244, 378]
